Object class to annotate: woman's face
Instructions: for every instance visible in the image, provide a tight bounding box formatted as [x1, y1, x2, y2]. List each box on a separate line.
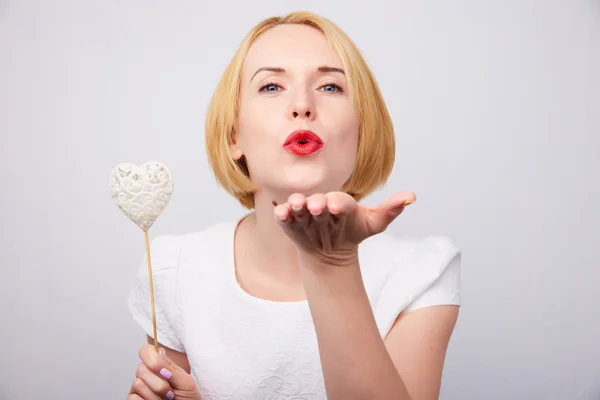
[232, 24, 359, 200]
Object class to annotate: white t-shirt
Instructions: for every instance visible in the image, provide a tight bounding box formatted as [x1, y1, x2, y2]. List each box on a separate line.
[127, 220, 461, 399]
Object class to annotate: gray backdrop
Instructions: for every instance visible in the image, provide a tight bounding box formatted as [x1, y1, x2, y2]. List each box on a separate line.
[1, 0, 598, 399]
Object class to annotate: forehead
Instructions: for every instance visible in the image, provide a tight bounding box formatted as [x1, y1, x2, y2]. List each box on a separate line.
[243, 24, 343, 78]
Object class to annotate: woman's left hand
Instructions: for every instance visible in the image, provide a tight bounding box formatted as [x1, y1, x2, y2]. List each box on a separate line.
[274, 191, 416, 267]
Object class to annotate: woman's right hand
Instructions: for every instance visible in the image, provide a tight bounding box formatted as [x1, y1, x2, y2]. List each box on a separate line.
[127, 344, 201, 400]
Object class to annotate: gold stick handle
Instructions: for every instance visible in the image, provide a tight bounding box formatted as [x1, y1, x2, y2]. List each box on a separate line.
[144, 229, 159, 352]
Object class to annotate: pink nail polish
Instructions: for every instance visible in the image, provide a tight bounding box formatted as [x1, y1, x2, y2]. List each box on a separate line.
[166, 390, 175, 400]
[160, 368, 172, 379]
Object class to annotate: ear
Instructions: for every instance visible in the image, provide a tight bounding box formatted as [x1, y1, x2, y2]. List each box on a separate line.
[229, 133, 244, 161]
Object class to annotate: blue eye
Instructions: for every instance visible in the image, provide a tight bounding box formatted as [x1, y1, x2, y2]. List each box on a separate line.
[259, 83, 281, 92]
[320, 84, 343, 93]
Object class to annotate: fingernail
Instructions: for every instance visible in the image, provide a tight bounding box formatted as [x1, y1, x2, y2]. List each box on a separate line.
[158, 348, 167, 360]
[160, 368, 172, 380]
[291, 204, 302, 211]
[403, 201, 414, 207]
[166, 390, 175, 400]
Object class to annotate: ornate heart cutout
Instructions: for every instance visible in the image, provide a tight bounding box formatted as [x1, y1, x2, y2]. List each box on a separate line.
[109, 161, 173, 231]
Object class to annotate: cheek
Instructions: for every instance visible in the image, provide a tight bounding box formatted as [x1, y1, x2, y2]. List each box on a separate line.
[344, 106, 360, 153]
[321, 98, 358, 141]
[342, 126, 360, 169]
[237, 97, 283, 145]
[237, 108, 269, 155]
[329, 114, 359, 154]
[323, 121, 359, 184]
[235, 105, 283, 177]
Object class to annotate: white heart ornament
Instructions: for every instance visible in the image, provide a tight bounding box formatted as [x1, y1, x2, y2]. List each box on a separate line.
[109, 161, 173, 231]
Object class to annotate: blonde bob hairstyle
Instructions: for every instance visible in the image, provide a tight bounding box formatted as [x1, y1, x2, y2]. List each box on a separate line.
[205, 11, 395, 209]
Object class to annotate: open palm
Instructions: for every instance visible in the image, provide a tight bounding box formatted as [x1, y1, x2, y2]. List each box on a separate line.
[273, 191, 416, 266]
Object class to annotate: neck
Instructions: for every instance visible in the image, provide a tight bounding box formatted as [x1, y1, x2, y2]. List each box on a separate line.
[237, 190, 303, 283]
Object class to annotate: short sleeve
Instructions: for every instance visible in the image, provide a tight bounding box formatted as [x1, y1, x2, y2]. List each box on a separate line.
[373, 236, 462, 337]
[127, 235, 185, 352]
[404, 250, 461, 313]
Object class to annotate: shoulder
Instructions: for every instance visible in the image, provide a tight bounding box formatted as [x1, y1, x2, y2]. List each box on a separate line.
[359, 233, 460, 287]
[359, 233, 462, 337]
[147, 221, 237, 266]
[128, 221, 237, 297]
[360, 232, 460, 267]
[126, 221, 237, 350]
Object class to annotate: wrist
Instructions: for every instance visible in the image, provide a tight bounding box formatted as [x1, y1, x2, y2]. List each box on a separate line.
[297, 247, 359, 270]
[297, 248, 367, 301]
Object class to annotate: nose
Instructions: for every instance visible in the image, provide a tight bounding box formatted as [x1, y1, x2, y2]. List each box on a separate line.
[292, 109, 311, 119]
[288, 90, 316, 121]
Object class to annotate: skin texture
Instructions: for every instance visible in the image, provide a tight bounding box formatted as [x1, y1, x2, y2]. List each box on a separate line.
[129, 23, 459, 400]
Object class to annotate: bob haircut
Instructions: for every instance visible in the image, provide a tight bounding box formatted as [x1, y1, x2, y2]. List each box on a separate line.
[205, 11, 395, 209]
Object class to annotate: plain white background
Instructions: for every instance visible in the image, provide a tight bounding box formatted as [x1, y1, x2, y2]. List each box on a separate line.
[1, 1, 598, 399]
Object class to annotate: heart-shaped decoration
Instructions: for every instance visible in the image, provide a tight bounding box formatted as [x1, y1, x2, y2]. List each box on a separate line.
[109, 161, 173, 231]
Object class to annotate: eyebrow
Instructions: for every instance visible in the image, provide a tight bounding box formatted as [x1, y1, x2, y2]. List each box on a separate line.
[250, 65, 345, 81]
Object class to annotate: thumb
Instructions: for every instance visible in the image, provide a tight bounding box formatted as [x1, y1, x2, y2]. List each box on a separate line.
[366, 192, 415, 234]
[156, 347, 196, 391]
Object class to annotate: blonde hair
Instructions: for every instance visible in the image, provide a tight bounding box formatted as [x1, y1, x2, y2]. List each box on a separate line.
[205, 11, 395, 209]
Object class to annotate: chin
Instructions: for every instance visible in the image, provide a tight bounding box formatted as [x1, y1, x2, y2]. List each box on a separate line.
[284, 179, 326, 196]
[274, 167, 347, 196]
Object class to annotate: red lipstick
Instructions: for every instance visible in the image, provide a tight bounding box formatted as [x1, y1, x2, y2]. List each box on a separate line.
[283, 130, 323, 156]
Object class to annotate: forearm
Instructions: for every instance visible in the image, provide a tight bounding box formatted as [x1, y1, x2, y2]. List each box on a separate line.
[299, 254, 411, 400]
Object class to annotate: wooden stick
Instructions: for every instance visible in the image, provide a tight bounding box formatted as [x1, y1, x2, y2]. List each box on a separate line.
[144, 229, 159, 352]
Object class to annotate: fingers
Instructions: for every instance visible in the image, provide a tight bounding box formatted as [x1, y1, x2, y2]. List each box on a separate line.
[134, 362, 174, 400]
[138, 344, 167, 376]
[378, 192, 416, 218]
[300, 193, 329, 250]
[367, 192, 417, 234]
[138, 345, 193, 392]
[274, 193, 349, 251]
[129, 376, 164, 400]
[272, 191, 416, 260]
[324, 192, 356, 216]
[289, 193, 309, 223]
[306, 193, 328, 218]
[274, 202, 293, 224]
[274, 193, 324, 225]
[387, 192, 417, 209]
[273, 192, 351, 224]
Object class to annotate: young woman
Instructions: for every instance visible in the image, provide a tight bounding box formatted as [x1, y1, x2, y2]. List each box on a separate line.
[126, 11, 461, 400]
